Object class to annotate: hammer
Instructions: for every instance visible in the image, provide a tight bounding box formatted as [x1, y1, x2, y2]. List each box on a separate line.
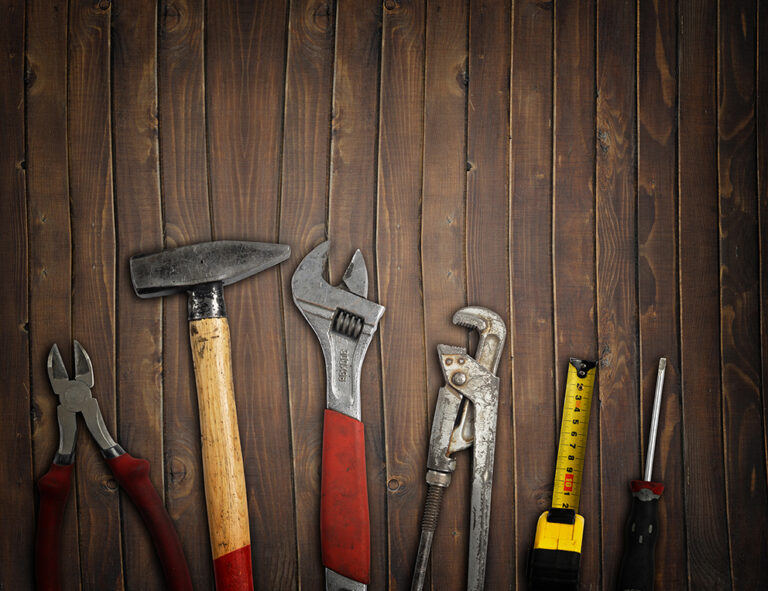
[129, 240, 290, 591]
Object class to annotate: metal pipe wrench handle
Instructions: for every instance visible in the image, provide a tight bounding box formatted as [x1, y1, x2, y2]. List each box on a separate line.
[321, 409, 371, 585]
[189, 317, 253, 591]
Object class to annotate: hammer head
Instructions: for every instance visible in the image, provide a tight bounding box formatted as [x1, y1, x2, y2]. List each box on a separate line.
[130, 240, 291, 298]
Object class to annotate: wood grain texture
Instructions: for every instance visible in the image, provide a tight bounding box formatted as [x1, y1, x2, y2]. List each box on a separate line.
[421, 1, 468, 588]
[509, 0, 554, 587]
[328, 1, 387, 587]
[25, 0, 78, 587]
[67, 0, 120, 588]
[465, 0, 513, 588]
[377, 1, 428, 588]
[157, 0, 214, 586]
[717, 0, 768, 586]
[111, 0, 166, 586]
[206, 1, 297, 587]
[595, 0, 639, 586]
[636, 0, 687, 588]
[760, 0, 768, 509]
[278, 0, 334, 587]
[552, 0, 600, 586]
[3, 2, 768, 589]
[0, 0, 33, 589]
[678, 0, 731, 586]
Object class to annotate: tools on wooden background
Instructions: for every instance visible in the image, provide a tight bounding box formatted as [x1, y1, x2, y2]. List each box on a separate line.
[36, 342, 192, 591]
[411, 307, 506, 591]
[34, 237, 672, 590]
[291, 241, 385, 591]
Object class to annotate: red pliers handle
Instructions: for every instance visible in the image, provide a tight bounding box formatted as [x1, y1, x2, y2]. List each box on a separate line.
[36, 342, 193, 591]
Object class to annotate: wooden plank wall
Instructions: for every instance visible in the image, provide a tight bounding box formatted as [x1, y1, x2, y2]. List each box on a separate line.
[1, 0, 766, 589]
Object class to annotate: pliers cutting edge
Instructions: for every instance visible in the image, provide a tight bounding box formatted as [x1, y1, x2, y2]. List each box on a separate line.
[35, 341, 192, 591]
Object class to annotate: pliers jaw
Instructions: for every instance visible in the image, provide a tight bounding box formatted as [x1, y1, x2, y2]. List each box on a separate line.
[47, 341, 121, 463]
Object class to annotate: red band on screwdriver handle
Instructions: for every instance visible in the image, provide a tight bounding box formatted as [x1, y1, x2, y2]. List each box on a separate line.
[107, 453, 193, 591]
[321, 409, 370, 584]
[630, 479, 665, 497]
[36, 463, 74, 591]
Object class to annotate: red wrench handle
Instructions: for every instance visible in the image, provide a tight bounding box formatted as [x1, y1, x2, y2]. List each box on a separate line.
[321, 409, 370, 584]
[35, 463, 74, 591]
[107, 453, 193, 591]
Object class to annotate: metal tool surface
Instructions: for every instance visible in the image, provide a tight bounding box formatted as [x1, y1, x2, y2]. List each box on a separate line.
[292, 241, 384, 591]
[411, 306, 506, 591]
[36, 341, 192, 591]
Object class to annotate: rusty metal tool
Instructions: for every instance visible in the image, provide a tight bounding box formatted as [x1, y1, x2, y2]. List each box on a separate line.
[411, 306, 506, 591]
[291, 241, 385, 591]
[35, 341, 192, 591]
[129, 239, 290, 591]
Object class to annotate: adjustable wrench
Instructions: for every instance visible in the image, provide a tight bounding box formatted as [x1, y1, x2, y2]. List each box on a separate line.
[412, 306, 506, 591]
[292, 241, 385, 591]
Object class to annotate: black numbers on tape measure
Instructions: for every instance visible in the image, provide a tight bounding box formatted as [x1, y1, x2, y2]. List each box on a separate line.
[572, 419, 579, 424]
[568, 455, 575, 460]
[570, 443, 576, 448]
[571, 431, 577, 436]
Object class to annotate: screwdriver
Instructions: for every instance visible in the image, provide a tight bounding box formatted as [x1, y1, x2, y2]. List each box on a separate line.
[617, 357, 667, 591]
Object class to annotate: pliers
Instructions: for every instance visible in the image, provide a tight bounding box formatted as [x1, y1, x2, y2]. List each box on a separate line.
[35, 341, 193, 591]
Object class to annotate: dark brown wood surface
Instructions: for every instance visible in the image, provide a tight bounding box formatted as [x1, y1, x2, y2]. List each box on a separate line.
[1, 1, 766, 589]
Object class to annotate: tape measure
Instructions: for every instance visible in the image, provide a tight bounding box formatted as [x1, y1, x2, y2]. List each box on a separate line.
[529, 358, 597, 591]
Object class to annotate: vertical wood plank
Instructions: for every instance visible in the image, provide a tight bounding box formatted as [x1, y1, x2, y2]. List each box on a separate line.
[0, 0, 33, 588]
[206, 2, 297, 587]
[508, 0, 553, 587]
[552, 0, 600, 585]
[678, 0, 731, 586]
[377, 1, 427, 587]
[636, 0, 687, 588]
[26, 0, 79, 587]
[278, 0, 334, 587]
[327, 1, 387, 587]
[157, 0, 214, 586]
[760, 0, 768, 508]
[111, 0, 166, 587]
[595, 0, 639, 586]
[420, 0, 468, 588]
[466, 0, 512, 587]
[68, 0, 120, 587]
[717, 0, 768, 586]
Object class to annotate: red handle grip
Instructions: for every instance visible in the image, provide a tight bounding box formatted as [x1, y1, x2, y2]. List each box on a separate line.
[36, 463, 74, 591]
[321, 409, 370, 584]
[107, 453, 193, 591]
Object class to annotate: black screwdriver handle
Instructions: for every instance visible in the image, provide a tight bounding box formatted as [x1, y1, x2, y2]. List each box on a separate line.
[617, 480, 664, 591]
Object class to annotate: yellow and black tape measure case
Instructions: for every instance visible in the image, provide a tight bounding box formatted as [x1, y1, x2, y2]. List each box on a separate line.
[529, 358, 597, 591]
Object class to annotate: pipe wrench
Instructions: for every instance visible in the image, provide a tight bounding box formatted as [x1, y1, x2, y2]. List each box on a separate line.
[292, 241, 385, 591]
[411, 306, 506, 591]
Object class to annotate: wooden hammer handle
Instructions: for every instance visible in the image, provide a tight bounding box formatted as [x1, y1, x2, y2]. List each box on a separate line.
[189, 317, 253, 590]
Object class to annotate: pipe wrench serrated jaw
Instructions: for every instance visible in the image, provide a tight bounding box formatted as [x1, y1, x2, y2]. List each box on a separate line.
[291, 241, 385, 420]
